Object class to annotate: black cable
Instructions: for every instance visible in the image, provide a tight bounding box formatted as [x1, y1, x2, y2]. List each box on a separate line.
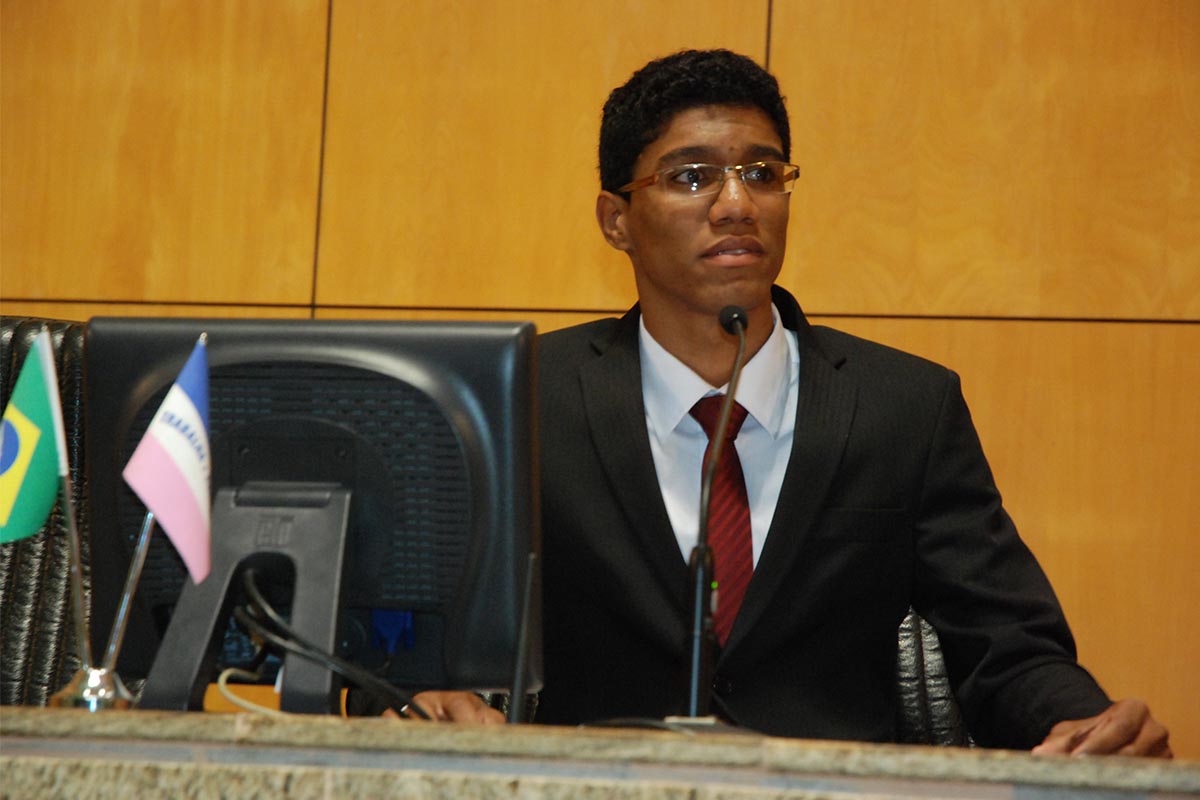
[238, 572, 428, 720]
[232, 606, 429, 720]
[236, 570, 431, 720]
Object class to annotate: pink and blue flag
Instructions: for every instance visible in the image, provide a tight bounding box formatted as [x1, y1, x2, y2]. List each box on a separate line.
[122, 335, 211, 583]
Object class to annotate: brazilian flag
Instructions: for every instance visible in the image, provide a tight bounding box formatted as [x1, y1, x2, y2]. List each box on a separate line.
[1, 331, 66, 543]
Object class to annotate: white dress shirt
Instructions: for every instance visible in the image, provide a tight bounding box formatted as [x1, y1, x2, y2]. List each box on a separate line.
[639, 304, 800, 566]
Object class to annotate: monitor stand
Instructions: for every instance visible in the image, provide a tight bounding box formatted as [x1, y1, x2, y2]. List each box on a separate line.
[138, 482, 350, 714]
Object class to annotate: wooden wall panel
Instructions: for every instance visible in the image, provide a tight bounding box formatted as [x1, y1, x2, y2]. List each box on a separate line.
[315, 0, 769, 312]
[814, 314, 1200, 756]
[0, 301, 311, 322]
[0, 0, 327, 305]
[774, 0, 1200, 320]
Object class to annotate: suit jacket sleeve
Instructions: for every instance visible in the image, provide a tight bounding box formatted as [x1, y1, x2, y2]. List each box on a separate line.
[911, 369, 1111, 748]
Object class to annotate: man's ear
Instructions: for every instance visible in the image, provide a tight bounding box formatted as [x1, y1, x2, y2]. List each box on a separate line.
[596, 191, 633, 252]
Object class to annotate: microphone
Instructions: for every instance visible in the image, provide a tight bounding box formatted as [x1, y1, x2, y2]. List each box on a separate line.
[719, 305, 747, 336]
[683, 305, 748, 719]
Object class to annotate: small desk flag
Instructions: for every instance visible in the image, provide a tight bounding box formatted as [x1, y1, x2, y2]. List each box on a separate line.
[1, 330, 69, 543]
[122, 335, 211, 583]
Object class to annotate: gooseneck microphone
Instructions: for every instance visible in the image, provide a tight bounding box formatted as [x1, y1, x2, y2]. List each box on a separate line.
[684, 305, 748, 719]
[719, 305, 748, 336]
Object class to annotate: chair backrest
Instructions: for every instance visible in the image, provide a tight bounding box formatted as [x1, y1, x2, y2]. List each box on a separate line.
[0, 317, 89, 706]
[895, 608, 972, 746]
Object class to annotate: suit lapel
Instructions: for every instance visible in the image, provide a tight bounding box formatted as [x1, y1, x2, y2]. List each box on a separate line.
[723, 290, 857, 653]
[578, 309, 690, 617]
[571, 293, 859, 654]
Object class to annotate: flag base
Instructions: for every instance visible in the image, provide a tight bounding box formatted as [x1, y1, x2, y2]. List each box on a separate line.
[49, 667, 133, 712]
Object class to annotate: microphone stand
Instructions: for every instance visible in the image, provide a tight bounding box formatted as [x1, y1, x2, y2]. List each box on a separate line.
[682, 306, 748, 719]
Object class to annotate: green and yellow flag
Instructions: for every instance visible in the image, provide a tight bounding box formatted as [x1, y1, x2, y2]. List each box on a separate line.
[1, 330, 68, 543]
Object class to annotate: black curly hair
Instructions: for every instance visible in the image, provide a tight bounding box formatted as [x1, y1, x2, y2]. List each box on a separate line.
[599, 49, 790, 196]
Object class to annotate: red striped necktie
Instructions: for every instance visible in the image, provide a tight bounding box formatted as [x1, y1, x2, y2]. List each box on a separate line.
[689, 395, 752, 647]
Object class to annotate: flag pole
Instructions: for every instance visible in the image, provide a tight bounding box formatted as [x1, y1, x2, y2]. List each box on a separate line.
[59, 471, 92, 669]
[101, 511, 157, 671]
[41, 325, 131, 711]
[47, 470, 133, 711]
[26, 324, 93, 669]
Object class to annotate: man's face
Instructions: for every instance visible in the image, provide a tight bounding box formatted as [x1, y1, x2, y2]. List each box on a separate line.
[601, 104, 790, 328]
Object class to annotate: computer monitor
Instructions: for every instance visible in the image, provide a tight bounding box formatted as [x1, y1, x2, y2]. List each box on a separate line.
[83, 317, 541, 713]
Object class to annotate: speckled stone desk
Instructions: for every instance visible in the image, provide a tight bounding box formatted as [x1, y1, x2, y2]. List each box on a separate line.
[1, 707, 1196, 799]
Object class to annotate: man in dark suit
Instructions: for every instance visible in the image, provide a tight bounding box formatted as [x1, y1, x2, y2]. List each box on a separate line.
[415, 49, 1169, 756]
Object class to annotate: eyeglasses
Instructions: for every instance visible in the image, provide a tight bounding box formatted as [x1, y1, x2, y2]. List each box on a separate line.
[618, 161, 800, 197]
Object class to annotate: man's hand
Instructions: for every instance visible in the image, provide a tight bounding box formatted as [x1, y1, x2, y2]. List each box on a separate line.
[382, 691, 504, 724]
[1032, 698, 1171, 758]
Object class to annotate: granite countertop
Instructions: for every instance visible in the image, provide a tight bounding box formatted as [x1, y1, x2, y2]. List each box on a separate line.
[3, 706, 1197, 799]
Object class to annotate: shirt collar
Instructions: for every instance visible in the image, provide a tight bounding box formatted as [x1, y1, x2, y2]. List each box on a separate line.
[640, 303, 793, 442]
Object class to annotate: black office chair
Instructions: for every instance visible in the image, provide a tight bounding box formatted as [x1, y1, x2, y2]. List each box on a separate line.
[0, 317, 90, 706]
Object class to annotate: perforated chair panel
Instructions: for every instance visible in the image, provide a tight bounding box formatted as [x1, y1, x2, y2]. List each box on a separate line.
[117, 361, 472, 622]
